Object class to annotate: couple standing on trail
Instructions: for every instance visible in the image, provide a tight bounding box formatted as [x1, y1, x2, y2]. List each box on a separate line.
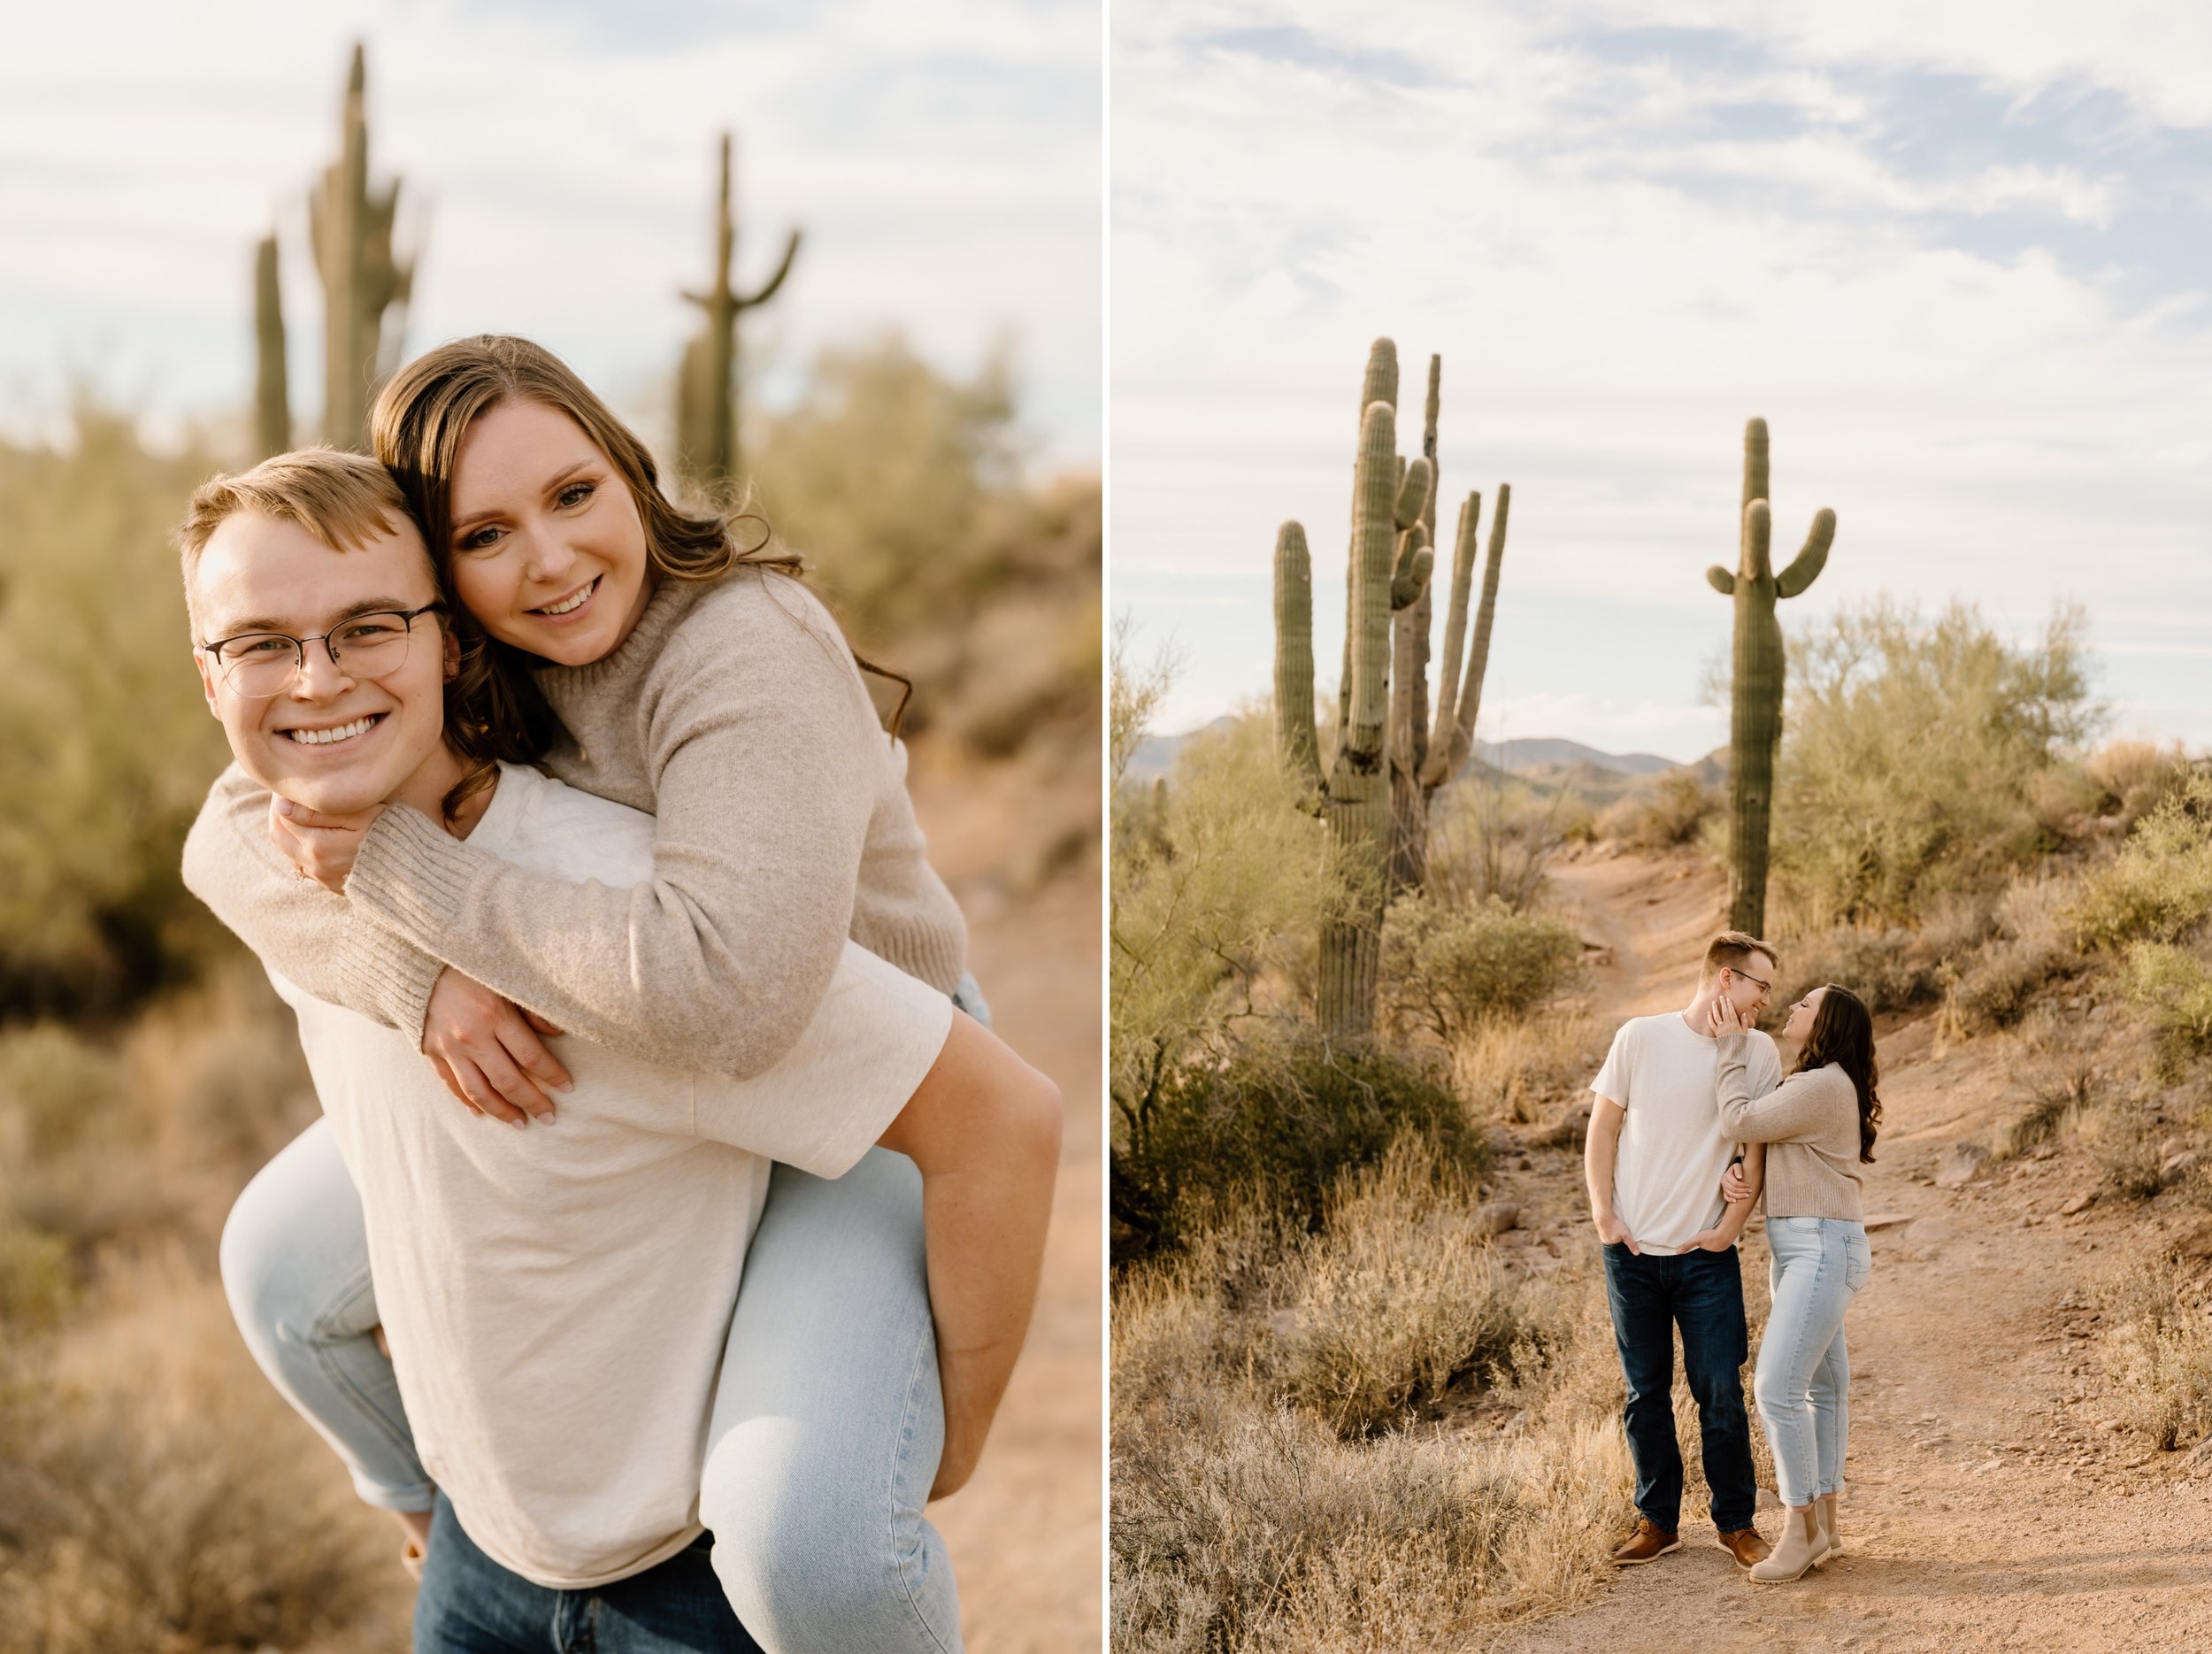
[1586, 930, 1886, 1585]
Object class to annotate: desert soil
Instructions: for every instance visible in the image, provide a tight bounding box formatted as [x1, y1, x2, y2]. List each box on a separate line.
[910, 748, 1102, 1654]
[1486, 850, 2212, 1654]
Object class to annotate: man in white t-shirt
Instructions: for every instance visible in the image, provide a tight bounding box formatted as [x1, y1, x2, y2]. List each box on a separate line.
[179, 451, 1059, 1653]
[1586, 930, 1783, 1571]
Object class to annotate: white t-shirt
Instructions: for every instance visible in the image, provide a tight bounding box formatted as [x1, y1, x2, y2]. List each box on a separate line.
[1590, 1012, 1781, 1256]
[265, 763, 952, 1589]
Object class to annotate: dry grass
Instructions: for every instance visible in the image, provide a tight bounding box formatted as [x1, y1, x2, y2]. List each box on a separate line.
[1114, 1142, 1652, 1650]
[2098, 1256, 2212, 1451]
[0, 1250, 397, 1654]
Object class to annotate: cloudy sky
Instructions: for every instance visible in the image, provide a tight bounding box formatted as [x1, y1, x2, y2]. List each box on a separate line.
[3, 0, 1099, 468]
[1113, 0, 2212, 758]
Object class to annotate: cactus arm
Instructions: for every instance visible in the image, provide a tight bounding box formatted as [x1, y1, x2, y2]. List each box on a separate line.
[1437, 481, 1509, 781]
[1361, 338, 1398, 416]
[1420, 493, 1481, 787]
[1394, 456, 1432, 531]
[1741, 496, 1773, 581]
[1775, 508, 1836, 599]
[1344, 400, 1399, 749]
[1274, 520, 1323, 800]
[738, 228, 801, 310]
[253, 234, 290, 459]
[1390, 536, 1433, 611]
[1707, 565, 1736, 596]
[1742, 416, 1769, 511]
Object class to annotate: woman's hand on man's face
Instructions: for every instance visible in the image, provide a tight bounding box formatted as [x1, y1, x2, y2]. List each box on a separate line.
[419, 968, 572, 1127]
[1706, 995, 1754, 1037]
[267, 795, 383, 894]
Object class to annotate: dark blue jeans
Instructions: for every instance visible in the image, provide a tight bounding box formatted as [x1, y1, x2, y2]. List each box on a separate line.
[1601, 1242, 1756, 1535]
[413, 1493, 766, 1654]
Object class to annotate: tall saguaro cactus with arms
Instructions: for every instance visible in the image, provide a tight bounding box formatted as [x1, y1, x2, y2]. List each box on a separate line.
[1706, 417, 1836, 935]
[1276, 341, 1432, 1040]
[310, 43, 415, 453]
[677, 132, 802, 499]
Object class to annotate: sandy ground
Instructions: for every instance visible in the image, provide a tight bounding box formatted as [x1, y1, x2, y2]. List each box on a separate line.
[910, 747, 1102, 1654]
[1485, 850, 2212, 1654]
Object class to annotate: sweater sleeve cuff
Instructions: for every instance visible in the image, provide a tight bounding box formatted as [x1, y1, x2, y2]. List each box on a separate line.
[331, 923, 447, 1045]
[346, 803, 484, 954]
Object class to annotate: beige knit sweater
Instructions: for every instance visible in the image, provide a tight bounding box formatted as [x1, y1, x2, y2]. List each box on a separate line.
[181, 569, 968, 1078]
[1715, 1032, 1865, 1223]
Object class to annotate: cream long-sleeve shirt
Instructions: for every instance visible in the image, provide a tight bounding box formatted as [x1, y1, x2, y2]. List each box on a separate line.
[182, 569, 968, 1077]
[1715, 1031, 1866, 1222]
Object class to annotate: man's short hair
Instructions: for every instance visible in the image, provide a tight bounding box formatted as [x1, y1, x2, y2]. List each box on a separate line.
[1701, 929, 1777, 985]
[178, 448, 428, 631]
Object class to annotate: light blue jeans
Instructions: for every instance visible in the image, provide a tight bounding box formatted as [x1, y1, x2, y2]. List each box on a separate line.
[220, 976, 990, 1654]
[1753, 1215, 1872, 1510]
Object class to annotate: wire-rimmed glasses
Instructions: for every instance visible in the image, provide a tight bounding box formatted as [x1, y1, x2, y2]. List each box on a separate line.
[198, 603, 445, 698]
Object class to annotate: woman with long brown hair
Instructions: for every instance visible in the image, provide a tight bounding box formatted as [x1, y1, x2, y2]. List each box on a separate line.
[1708, 981, 1881, 1584]
[187, 335, 1051, 1649]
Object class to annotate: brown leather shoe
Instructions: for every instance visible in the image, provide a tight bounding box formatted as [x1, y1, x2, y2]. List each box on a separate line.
[1716, 1526, 1770, 1567]
[1611, 1518, 1681, 1565]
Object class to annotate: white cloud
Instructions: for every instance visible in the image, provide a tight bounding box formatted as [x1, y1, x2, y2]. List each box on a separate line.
[1112, 0, 2212, 756]
[0, 0, 1100, 469]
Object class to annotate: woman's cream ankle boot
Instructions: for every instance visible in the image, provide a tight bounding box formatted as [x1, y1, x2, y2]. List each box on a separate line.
[1749, 1506, 1825, 1583]
[1816, 1494, 1840, 1560]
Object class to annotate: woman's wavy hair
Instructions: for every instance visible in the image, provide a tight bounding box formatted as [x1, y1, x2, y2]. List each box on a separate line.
[368, 335, 909, 815]
[1793, 982, 1881, 1163]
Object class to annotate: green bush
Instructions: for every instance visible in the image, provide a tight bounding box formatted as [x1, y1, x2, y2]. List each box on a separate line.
[1379, 892, 1581, 1046]
[0, 410, 239, 1019]
[2120, 942, 2212, 1078]
[1110, 1041, 1486, 1268]
[1110, 705, 1339, 1120]
[2066, 772, 2212, 952]
[1770, 599, 2101, 929]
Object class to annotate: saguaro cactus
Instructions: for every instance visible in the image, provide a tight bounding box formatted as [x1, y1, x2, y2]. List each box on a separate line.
[1277, 341, 1432, 1041]
[253, 234, 290, 458]
[1706, 417, 1835, 935]
[677, 132, 801, 499]
[310, 43, 414, 452]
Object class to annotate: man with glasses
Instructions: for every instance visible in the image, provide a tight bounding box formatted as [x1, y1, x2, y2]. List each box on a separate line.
[178, 449, 1056, 1652]
[1586, 929, 1783, 1570]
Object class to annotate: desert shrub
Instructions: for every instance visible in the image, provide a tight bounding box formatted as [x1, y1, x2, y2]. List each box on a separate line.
[1942, 877, 2083, 1035]
[1110, 699, 1340, 1126]
[2099, 1258, 2212, 1450]
[2086, 739, 2193, 827]
[2120, 942, 2212, 1079]
[0, 1224, 73, 1331]
[1774, 896, 1997, 1015]
[1770, 599, 2101, 929]
[0, 1024, 125, 1159]
[0, 410, 239, 1019]
[1426, 769, 1580, 912]
[1112, 1151, 1629, 1649]
[0, 1257, 388, 1654]
[2066, 771, 2212, 952]
[1111, 1040, 1484, 1267]
[1594, 768, 1717, 852]
[1379, 892, 1581, 1047]
[750, 336, 1099, 754]
[1265, 1144, 1544, 1435]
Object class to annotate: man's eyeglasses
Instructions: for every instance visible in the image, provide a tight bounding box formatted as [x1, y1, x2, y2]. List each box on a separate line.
[198, 604, 445, 699]
[1729, 968, 1772, 994]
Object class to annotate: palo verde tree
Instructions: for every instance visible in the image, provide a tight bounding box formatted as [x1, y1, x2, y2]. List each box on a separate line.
[1705, 416, 1836, 935]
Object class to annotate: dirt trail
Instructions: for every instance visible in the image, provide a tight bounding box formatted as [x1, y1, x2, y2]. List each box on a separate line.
[910, 751, 1101, 1654]
[1491, 850, 2212, 1654]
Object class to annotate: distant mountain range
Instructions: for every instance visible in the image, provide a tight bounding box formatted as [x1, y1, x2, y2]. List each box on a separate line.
[1124, 720, 1704, 787]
